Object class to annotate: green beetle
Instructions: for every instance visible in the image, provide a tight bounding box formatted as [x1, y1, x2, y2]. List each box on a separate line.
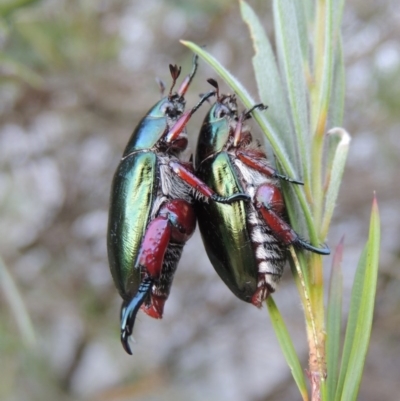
[195, 79, 329, 307]
[107, 61, 248, 354]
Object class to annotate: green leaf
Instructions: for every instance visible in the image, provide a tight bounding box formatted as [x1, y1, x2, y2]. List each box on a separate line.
[328, 37, 345, 128]
[293, 1, 310, 65]
[316, 0, 335, 123]
[321, 128, 351, 239]
[0, 256, 36, 348]
[326, 238, 344, 400]
[335, 197, 380, 401]
[273, 0, 310, 182]
[240, 0, 294, 159]
[266, 296, 309, 401]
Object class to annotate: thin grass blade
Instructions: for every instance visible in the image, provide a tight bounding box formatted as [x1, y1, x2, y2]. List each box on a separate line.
[266, 296, 309, 401]
[339, 196, 380, 401]
[326, 238, 344, 400]
[335, 197, 380, 401]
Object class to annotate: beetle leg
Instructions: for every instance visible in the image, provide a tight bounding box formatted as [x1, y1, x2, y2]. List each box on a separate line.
[254, 184, 330, 254]
[120, 277, 153, 355]
[165, 90, 215, 145]
[141, 200, 197, 319]
[177, 54, 199, 96]
[128, 200, 196, 328]
[233, 104, 268, 147]
[236, 150, 303, 185]
[169, 160, 250, 204]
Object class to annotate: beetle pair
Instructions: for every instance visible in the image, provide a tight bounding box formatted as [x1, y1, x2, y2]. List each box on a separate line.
[107, 56, 329, 355]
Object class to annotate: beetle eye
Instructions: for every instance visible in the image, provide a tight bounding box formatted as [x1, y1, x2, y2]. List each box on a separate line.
[215, 104, 230, 119]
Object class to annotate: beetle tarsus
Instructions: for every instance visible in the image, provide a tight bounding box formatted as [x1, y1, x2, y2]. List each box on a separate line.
[120, 277, 153, 355]
[211, 192, 250, 204]
[296, 239, 331, 255]
[275, 173, 304, 185]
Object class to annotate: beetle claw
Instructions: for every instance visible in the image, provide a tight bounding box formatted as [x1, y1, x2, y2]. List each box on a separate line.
[296, 239, 331, 255]
[120, 277, 153, 355]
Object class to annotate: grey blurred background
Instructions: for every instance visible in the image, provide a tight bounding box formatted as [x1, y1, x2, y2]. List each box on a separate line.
[0, 0, 399, 400]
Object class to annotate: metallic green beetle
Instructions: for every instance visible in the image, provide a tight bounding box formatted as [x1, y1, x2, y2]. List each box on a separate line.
[195, 79, 330, 307]
[107, 61, 248, 354]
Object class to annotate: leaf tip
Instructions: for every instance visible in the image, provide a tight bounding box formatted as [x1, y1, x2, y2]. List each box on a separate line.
[327, 127, 351, 146]
[332, 236, 345, 269]
[372, 192, 379, 215]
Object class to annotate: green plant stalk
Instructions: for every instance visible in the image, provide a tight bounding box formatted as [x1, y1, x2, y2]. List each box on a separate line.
[290, 250, 326, 400]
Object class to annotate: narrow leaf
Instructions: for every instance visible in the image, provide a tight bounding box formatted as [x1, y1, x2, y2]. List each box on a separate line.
[321, 128, 351, 239]
[340, 197, 380, 401]
[326, 238, 344, 400]
[240, 0, 294, 159]
[328, 37, 345, 128]
[273, 0, 310, 182]
[335, 197, 380, 401]
[293, 1, 310, 65]
[267, 296, 309, 401]
[313, 0, 334, 135]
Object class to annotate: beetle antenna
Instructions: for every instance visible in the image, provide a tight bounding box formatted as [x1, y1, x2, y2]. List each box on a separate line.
[244, 103, 268, 120]
[177, 54, 199, 97]
[198, 93, 213, 104]
[120, 277, 153, 355]
[168, 64, 182, 98]
[207, 78, 220, 101]
[190, 90, 215, 115]
[156, 77, 166, 97]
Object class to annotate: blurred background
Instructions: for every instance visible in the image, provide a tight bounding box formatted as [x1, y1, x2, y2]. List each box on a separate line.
[0, 0, 399, 400]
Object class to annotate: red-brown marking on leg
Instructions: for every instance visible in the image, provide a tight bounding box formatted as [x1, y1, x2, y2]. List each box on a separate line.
[141, 294, 165, 319]
[169, 160, 215, 197]
[159, 199, 196, 243]
[165, 91, 215, 145]
[255, 184, 297, 245]
[237, 151, 278, 178]
[137, 217, 171, 279]
[233, 114, 244, 147]
[164, 111, 191, 146]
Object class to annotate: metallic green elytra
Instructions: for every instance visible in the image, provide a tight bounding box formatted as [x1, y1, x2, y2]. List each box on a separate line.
[195, 80, 329, 307]
[108, 152, 156, 299]
[197, 152, 259, 300]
